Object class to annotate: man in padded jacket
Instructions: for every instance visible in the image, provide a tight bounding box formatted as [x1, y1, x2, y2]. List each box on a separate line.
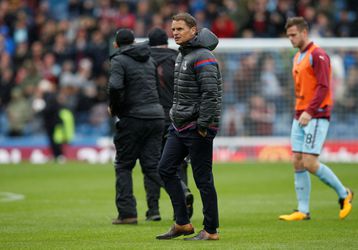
[156, 13, 222, 241]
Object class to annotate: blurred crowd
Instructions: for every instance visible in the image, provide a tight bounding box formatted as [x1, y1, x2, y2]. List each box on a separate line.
[1, 0, 358, 139]
[218, 49, 358, 138]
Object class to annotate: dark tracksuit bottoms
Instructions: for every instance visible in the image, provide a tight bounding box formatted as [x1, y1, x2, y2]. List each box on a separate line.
[143, 123, 191, 219]
[159, 125, 219, 234]
[113, 117, 164, 219]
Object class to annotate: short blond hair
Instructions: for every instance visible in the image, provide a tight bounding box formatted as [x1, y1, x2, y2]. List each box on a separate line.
[285, 17, 309, 31]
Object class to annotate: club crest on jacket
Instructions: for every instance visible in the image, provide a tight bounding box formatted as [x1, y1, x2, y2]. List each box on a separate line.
[182, 61, 187, 71]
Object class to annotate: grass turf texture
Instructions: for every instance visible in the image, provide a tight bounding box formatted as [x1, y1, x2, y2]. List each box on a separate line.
[0, 162, 357, 249]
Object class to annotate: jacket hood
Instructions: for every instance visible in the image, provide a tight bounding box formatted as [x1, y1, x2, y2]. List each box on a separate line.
[184, 28, 219, 51]
[150, 47, 177, 65]
[110, 42, 150, 62]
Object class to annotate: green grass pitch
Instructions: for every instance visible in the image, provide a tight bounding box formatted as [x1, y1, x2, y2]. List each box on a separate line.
[0, 162, 357, 249]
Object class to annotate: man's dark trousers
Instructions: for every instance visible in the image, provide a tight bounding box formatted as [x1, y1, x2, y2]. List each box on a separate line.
[158, 125, 219, 234]
[113, 117, 164, 219]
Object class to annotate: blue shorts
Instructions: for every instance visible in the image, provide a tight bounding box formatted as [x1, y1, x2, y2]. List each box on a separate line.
[291, 118, 329, 155]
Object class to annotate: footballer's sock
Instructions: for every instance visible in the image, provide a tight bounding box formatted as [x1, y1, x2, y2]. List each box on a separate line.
[295, 170, 311, 214]
[315, 163, 347, 199]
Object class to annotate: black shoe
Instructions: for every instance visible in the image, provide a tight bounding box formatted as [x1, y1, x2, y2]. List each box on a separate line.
[112, 217, 138, 225]
[156, 224, 195, 240]
[185, 192, 194, 219]
[146, 214, 161, 221]
[184, 230, 219, 241]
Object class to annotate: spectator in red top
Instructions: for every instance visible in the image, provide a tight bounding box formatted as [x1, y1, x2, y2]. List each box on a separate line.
[114, 2, 136, 29]
[211, 11, 236, 37]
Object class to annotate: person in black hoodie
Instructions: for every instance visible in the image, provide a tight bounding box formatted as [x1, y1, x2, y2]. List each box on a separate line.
[108, 28, 165, 224]
[148, 27, 194, 220]
[156, 13, 222, 240]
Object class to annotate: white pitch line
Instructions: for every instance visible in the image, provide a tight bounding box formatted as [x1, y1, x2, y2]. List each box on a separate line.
[0, 192, 25, 202]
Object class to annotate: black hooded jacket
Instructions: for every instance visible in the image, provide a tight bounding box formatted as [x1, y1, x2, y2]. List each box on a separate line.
[108, 42, 164, 119]
[150, 47, 178, 124]
[170, 28, 222, 130]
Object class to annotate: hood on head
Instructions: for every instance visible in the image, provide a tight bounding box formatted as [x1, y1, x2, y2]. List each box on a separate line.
[150, 47, 177, 65]
[186, 28, 219, 51]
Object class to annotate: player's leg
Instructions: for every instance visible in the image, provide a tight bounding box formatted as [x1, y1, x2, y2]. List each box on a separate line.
[303, 155, 346, 199]
[279, 119, 311, 221]
[302, 154, 353, 219]
[294, 153, 311, 215]
[302, 119, 353, 219]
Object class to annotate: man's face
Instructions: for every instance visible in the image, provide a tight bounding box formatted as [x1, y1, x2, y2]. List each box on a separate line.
[171, 20, 196, 45]
[286, 25, 307, 49]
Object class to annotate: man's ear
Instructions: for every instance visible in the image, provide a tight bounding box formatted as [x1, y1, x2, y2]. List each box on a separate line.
[113, 41, 118, 48]
[302, 28, 308, 38]
[190, 26, 197, 36]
